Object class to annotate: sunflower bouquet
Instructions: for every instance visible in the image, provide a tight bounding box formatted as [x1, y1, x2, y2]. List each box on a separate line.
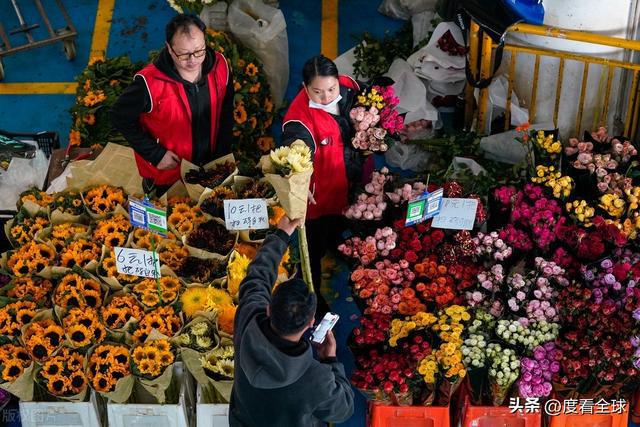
[52, 272, 103, 311]
[226, 250, 251, 299]
[6, 241, 56, 277]
[199, 186, 237, 219]
[21, 317, 65, 363]
[38, 347, 88, 400]
[132, 276, 182, 309]
[6, 211, 49, 247]
[184, 219, 238, 259]
[167, 201, 206, 238]
[132, 305, 183, 343]
[176, 257, 226, 284]
[101, 293, 144, 332]
[200, 339, 235, 402]
[17, 187, 54, 215]
[131, 338, 176, 403]
[62, 307, 106, 349]
[42, 223, 91, 253]
[82, 185, 126, 218]
[50, 191, 86, 224]
[98, 248, 139, 290]
[131, 228, 176, 250]
[92, 214, 132, 248]
[180, 286, 233, 319]
[182, 154, 238, 201]
[0, 300, 39, 336]
[158, 240, 189, 273]
[1, 276, 53, 306]
[58, 239, 102, 271]
[0, 343, 35, 401]
[86, 343, 133, 402]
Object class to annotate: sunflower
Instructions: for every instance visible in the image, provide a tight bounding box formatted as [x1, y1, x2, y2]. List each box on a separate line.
[245, 63, 258, 76]
[138, 359, 152, 374]
[68, 352, 84, 372]
[158, 351, 174, 366]
[48, 375, 72, 396]
[2, 359, 24, 381]
[256, 136, 274, 153]
[180, 287, 209, 317]
[69, 372, 87, 394]
[141, 292, 160, 308]
[217, 358, 235, 378]
[67, 324, 92, 348]
[91, 373, 113, 392]
[41, 359, 64, 378]
[234, 102, 248, 124]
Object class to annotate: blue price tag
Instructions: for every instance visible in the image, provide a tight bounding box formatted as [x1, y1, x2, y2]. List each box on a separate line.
[129, 199, 148, 230]
[424, 188, 443, 220]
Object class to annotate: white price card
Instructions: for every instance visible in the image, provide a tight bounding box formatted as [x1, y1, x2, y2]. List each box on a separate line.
[223, 198, 269, 230]
[114, 247, 161, 278]
[431, 198, 478, 230]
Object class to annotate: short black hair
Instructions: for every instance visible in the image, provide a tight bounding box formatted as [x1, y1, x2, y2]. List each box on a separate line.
[302, 55, 339, 86]
[166, 14, 206, 44]
[270, 278, 317, 335]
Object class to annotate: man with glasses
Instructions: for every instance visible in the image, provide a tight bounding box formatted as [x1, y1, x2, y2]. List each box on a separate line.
[112, 14, 234, 195]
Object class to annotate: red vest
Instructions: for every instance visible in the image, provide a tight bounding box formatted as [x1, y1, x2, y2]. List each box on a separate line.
[134, 52, 229, 185]
[283, 75, 359, 220]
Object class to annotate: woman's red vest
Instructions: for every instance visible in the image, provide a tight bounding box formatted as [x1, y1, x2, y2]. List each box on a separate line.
[134, 52, 229, 185]
[283, 75, 359, 220]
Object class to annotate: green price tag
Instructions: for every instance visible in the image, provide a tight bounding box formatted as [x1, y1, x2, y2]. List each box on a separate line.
[405, 197, 427, 226]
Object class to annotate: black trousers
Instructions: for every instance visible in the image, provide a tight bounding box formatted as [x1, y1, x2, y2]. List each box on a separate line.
[304, 215, 346, 317]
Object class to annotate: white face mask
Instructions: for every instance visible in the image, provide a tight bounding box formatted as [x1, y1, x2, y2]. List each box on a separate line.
[308, 94, 342, 112]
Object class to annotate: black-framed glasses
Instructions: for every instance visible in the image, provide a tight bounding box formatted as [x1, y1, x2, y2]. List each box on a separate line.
[168, 44, 206, 61]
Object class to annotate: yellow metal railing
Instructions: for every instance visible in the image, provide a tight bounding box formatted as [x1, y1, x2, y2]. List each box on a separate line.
[467, 21, 640, 138]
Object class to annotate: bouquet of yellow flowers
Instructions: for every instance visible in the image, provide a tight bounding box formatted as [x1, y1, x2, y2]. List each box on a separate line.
[86, 343, 133, 402]
[101, 293, 144, 332]
[131, 338, 176, 403]
[0, 343, 35, 400]
[38, 347, 88, 400]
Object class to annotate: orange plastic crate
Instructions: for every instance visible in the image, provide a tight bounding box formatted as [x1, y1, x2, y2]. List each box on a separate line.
[548, 405, 628, 427]
[462, 405, 542, 427]
[369, 404, 450, 427]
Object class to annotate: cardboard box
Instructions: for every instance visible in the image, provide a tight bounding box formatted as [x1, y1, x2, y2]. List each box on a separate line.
[107, 363, 195, 427]
[19, 390, 105, 427]
[196, 383, 230, 427]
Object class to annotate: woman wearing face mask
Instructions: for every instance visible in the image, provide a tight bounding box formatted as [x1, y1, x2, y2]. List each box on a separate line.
[281, 55, 364, 317]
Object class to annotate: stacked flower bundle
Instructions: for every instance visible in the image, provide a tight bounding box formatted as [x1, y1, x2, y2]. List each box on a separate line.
[350, 85, 404, 152]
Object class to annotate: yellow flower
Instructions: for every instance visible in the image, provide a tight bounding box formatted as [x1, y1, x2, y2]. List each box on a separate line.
[227, 252, 251, 298]
[181, 287, 209, 318]
[204, 288, 234, 311]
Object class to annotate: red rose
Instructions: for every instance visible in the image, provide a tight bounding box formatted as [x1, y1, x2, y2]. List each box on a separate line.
[612, 262, 631, 281]
[405, 251, 418, 263]
[409, 239, 422, 252]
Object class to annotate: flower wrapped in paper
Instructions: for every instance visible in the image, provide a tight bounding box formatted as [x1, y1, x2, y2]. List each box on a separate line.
[131, 335, 176, 404]
[0, 342, 36, 401]
[86, 342, 133, 403]
[37, 347, 89, 401]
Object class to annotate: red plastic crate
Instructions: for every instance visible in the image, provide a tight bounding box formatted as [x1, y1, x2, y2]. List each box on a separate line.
[369, 404, 450, 427]
[548, 405, 628, 427]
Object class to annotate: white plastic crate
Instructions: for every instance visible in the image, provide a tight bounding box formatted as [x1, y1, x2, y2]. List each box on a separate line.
[196, 383, 230, 427]
[107, 362, 195, 427]
[19, 390, 105, 427]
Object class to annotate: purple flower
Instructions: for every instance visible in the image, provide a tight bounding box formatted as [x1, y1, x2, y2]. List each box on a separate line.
[543, 342, 556, 352]
[542, 382, 553, 396]
[584, 270, 595, 281]
[601, 259, 613, 269]
[532, 384, 545, 396]
[631, 336, 640, 348]
[521, 358, 535, 371]
[522, 372, 533, 382]
[634, 308, 640, 321]
[550, 361, 561, 373]
[604, 274, 617, 285]
[539, 359, 550, 370]
[533, 347, 546, 361]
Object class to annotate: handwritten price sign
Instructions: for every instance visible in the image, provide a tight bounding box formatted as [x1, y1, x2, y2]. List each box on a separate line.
[431, 198, 478, 230]
[223, 199, 269, 230]
[114, 247, 161, 278]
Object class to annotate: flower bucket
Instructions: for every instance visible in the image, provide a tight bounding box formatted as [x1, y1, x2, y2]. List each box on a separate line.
[461, 394, 541, 427]
[369, 403, 450, 427]
[548, 404, 628, 427]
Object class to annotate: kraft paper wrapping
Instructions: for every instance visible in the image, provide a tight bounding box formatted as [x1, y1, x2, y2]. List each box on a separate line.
[65, 143, 143, 196]
[264, 170, 312, 220]
[0, 362, 36, 401]
[132, 330, 174, 404]
[85, 341, 134, 403]
[181, 154, 238, 202]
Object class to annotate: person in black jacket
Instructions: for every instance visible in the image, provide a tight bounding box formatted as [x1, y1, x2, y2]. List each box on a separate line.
[111, 14, 234, 195]
[230, 215, 354, 427]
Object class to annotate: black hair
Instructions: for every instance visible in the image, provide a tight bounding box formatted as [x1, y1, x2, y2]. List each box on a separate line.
[302, 55, 339, 86]
[269, 278, 317, 335]
[166, 14, 206, 44]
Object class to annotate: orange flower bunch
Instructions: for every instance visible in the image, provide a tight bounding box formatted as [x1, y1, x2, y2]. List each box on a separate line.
[82, 90, 106, 107]
[93, 214, 131, 247]
[99, 249, 138, 284]
[53, 273, 102, 310]
[6, 277, 53, 303]
[132, 228, 176, 250]
[0, 300, 38, 336]
[133, 306, 182, 343]
[18, 188, 54, 208]
[9, 214, 49, 246]
[87, 344, 130, 393]
[52, 191, 85, 216]
[101, 294, 144, 330]
[217, 305, 236, 335]
[51, 223, 90, 240]
[133, 277, 181, 309]
[83, 185, 125, 215]
[62, 308, 106, 348]
[131, 339, 174, 378]
[167, 202, 205, 236]
[7, 241, 56, 277]
[40, 347, 87, 396]
[23, 319, 64, 362]
[269, 205, 286, 227]
[59, 239, 101, 269]
[0, 344, 31, 382]
[159, 241, 189, 271]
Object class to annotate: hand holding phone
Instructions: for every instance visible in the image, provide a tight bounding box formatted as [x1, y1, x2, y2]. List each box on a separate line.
[311, 312, 339, 344]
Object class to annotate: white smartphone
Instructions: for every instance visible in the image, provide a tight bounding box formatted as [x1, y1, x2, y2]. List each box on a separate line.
[311, 312, 339, 344]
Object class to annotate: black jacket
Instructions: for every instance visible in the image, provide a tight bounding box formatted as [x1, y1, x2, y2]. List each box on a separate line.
[280, 84, 364, 183]
[230, 230, 354, 426]
[110, 46, 234, 167]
